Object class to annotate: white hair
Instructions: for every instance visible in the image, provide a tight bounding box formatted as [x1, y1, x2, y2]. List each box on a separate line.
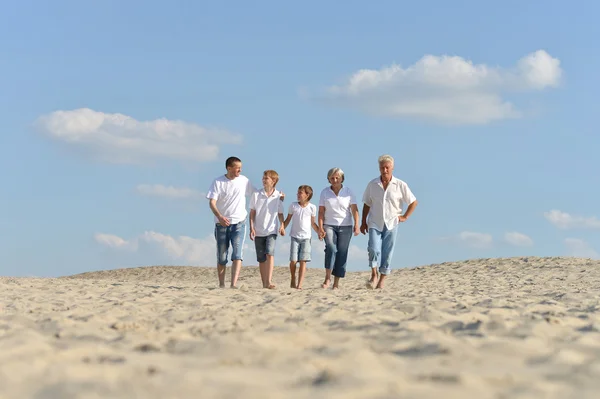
[327, 167, 345, 183]
[378, 154, 394, 166]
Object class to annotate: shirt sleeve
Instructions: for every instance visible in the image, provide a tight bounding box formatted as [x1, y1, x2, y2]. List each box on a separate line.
[318, 189, 326, 207]
[246, 179, 255, 197]
[287, 203, 294, 215]
[206, 179, 219, 200]
[278, 198, 284, 213]
[362, 183, 372, 206]
[311, 204, 317, 217]
[401, 182, 417, 207]
[349, 188, 357, 205]
[249, 192, 257, 210]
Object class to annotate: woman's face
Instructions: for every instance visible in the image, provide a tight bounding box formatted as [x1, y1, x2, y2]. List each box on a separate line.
[328, 173, 342, 186]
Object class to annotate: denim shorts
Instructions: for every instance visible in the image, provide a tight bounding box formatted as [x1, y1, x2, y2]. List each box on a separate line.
[290, 237, 311, 262]
[214, 221, 246, 265]
[254, 234, 277, 263]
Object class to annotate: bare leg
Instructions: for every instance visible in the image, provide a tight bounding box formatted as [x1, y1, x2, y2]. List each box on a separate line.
[297, 261, 307, 289]
[259, 261, 268, 288]
[266, 255, 275, 289]
[217, 264, 226, 288]
[289, 261, 297, 288]
[231, 259, 242, 288]
[332, 276, 341, 289]
[367, 268, 379, 289]
[322, 268, 332, 288]
[376, 274, 387, 289]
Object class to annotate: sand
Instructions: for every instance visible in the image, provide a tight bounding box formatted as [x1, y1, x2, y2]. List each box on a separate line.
[1, 256, 600, 399]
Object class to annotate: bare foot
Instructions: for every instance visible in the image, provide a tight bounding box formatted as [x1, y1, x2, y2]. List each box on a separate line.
[267, 284, 276, 289]
[321, 279, 330, 289]
[230, 283, 244, 290]
[219, 284, 226, 289]
[365, 280, 376, 289]
[296, 286, 303, 290]
[290, 280, 296, 289]
[332, 286, 339, 290]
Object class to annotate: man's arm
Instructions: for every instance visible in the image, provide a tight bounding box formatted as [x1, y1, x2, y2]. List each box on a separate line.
[360, 204, 370, 234]
[399, 200, 418, 222]
[209, 199, 229, 226]
[249, 209, 256, 240]
[318, 206, 326, 238]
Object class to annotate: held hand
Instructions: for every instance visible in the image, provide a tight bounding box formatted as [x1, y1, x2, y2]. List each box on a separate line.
[353, 225, 360, 236]
[398, 215, 408, 223]
[218, 216, 231, 227]
[318, 228, 325, 240]
[249, 228, 256, 241]
[360, 222, 369, 235]
[279, 191, 285, 201]
[279, 226, 285, 236]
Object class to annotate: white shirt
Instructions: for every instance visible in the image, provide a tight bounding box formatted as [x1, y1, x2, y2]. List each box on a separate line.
[287, 202, 317, 239]
[318, 186, 357, 226]
[362, 176, 416, 231]
[206, 174, 254, 224]
[249, 189, 284, 236]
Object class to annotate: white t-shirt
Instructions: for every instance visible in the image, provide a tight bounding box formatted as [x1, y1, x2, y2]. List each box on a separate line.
[362, 176, 416, 231]
[318, 186, 357, 226]
[249, 189, 284, 236]
[287, 202, 317, 239]
[206, 174, 254, 224]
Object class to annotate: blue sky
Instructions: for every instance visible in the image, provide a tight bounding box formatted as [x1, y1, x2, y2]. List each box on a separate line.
[2, 0, 599, 277]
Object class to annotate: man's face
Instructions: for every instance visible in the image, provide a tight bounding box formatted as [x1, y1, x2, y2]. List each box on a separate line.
[379, 161, 394, 180]
[227, 162, 242, 177]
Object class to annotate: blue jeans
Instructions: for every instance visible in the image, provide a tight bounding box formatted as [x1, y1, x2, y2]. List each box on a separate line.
[290, 237, 311, 262]
[324, 225, 353, 278]
[254, 234, 277, 263]
[367, 225, 398, 275]
[214, 221, 246, 266]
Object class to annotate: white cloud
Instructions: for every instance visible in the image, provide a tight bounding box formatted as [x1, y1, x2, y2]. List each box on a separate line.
[504, 232, 534, 247]
[94, 233, 137, 250]
[564, 238, 599, 259]
[140, 231, 215, 264]
[35, 108, 242, 164]
[544, 209, 600, 230]
[136, 184, 205, 200]
[318, 50, 561, 125]
[457, 231, 493, 249]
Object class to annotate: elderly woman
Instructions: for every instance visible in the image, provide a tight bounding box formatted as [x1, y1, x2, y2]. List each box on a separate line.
[318, 167, 360, 289]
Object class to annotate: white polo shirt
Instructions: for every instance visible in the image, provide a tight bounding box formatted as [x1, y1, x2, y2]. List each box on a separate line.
[206, 174, 254, 224]
[318, 186, 357, 226]
[249, 189, 284, 236]
[288, 202, 317, 239]
[362, 176, 416, 231]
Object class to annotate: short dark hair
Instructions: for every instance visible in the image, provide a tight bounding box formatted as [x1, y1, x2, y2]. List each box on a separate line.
[298, 185, 313, 201]
[225, 156, 242, 168]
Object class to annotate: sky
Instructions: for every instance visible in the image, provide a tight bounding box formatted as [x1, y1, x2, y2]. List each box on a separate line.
[1, 0, 599, 278]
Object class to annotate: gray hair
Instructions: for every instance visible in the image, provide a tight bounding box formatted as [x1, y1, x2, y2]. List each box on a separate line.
[327, 167, 345, 183]
[378, 154, 394, 166]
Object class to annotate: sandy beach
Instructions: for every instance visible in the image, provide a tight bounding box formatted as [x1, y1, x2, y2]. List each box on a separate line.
[1, 256, 599, 398]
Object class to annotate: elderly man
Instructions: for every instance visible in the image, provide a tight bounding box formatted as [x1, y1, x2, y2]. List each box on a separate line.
[360, 155, 418, 289]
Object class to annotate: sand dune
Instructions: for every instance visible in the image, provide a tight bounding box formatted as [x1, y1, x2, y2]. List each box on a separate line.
[1, 257, 600, 398]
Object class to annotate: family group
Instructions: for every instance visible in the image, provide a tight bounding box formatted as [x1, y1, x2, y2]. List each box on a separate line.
[206, 154, 418, 290]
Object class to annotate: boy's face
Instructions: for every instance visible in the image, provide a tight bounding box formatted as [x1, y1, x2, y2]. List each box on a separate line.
[297, 189, 309, 203]
[262, 175, 275, 189]
[226, 161, 242, 177]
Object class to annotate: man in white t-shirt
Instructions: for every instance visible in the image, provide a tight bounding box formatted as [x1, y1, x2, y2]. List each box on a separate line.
[360, 154, 418, 289]
[206, 156, 254, 288]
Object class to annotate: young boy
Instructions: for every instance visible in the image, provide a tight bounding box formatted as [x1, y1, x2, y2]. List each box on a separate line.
[206, 156, 254, 289]
[249, 170, 285, 289]
[282, 185, 320, 290]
